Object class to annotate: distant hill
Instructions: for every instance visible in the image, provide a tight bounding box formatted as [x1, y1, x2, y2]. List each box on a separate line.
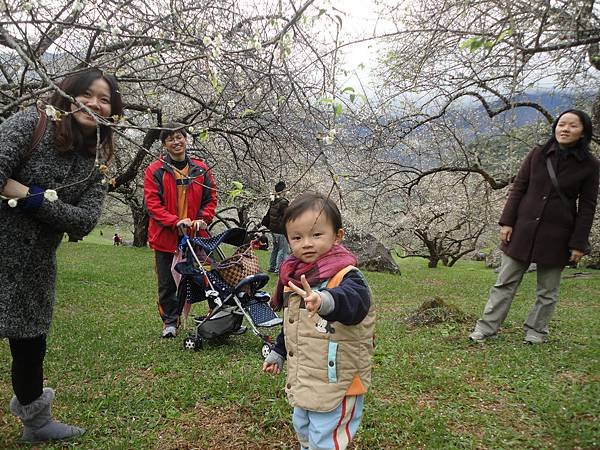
[481, 89, 593, 128]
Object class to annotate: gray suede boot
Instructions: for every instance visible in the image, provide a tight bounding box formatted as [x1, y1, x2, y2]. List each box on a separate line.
[9, 388, 85, 443]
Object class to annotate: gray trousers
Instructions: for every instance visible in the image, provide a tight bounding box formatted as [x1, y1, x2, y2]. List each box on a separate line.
[475, 254, 563, 339]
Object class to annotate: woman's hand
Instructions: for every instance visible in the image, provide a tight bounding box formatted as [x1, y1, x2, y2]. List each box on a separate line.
[569, 249, 585, 265]
[1, 178, 29, 198]
[500, 225, 513, 245]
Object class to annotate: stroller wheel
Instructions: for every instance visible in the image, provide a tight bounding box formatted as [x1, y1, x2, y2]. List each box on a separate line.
[183, 337, 197, 351]
[261, 342, 274, 359]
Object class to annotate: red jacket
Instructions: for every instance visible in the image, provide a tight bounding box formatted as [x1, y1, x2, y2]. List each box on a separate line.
[144, 156, 217, 253]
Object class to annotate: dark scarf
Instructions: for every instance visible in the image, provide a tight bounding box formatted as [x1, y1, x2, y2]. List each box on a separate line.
[271, 244, 357, 311]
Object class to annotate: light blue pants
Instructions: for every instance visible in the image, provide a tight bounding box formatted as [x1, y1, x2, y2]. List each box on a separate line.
[268, 233, 289, 272]
[293, 395, 365, 450]
[475, 253, 563, 339]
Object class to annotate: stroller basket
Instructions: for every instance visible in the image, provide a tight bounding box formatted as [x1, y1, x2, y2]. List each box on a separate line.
[194, 306, 244, 339]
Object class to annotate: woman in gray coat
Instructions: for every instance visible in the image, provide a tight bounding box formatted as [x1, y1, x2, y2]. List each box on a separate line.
[0, 68, 123, 442]
[470, 109, 599, 344]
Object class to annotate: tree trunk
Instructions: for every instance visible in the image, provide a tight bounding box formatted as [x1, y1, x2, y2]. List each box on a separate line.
[428, 256, 440, 268]
[132, 207, 149, 247]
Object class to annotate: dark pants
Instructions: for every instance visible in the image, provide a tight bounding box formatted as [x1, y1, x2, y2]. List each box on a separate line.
[9, 334, 46, 405]
[154, 250, 180, 327]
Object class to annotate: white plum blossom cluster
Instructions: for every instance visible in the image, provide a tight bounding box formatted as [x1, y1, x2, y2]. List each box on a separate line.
[323, 128, 337, 145]
[44, 105, 62, 121]
[7, 189, 58, 208]
[44, 189, 58, 201]
[248, 34, 262, 51]
[203, 33, 223, 59]
[71, 0, 84, 12]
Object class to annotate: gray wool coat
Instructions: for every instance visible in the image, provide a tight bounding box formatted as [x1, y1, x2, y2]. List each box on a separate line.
[0, 107, 107, 338]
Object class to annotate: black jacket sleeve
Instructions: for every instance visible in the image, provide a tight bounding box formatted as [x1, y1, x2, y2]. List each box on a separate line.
[320, 270, 371, 325]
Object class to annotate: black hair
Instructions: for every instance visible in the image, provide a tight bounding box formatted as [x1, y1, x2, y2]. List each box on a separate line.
[160, 122, 188, 144]
[49, 68, 123, 160]
[275, 180, 286, 192]
[548, 109, 594, 153]
[283, 192, 343, 236]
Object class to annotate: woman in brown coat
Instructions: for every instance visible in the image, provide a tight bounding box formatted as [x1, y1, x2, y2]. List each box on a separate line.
[470, 109, 599, 344]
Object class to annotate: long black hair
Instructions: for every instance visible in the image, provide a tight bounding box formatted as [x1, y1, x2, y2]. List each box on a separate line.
[49, 68, 123, 160]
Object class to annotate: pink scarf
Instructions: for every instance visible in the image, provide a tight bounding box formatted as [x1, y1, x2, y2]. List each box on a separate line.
[271, 244, 357, 311]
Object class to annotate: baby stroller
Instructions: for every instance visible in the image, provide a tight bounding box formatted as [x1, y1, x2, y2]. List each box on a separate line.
[174, 227, 282, 357]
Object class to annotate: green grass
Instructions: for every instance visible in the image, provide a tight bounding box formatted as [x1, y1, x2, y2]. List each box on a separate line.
[0, 243, 599, 449]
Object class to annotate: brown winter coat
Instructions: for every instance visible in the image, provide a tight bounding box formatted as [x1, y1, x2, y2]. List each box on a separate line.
[499, 143, 599, 267]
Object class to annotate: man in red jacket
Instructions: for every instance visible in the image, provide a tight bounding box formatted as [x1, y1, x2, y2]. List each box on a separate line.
[144, 123, 217, 338]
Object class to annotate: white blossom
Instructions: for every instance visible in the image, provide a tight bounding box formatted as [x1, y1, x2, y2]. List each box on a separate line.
[44, 189, 58, 202]
[110, 26, 122, 36]
[44, 105, 61, 121]
[72, 0, 83, 12]
[227, 100, 235, 109]
[248, 35, 262, 51]
[323, 128, 337, 145]
[203, 36, 212, 46]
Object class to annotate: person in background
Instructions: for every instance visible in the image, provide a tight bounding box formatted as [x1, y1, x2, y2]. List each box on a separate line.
[143, 123, 217, 338]
[0, 68, 123, 442]
[469, 109, 599, 344]
[261, 181, 289, 273]
[263, 192, 375, 450]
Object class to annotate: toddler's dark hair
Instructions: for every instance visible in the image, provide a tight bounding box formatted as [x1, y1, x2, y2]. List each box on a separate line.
[283, 192, 342, 235]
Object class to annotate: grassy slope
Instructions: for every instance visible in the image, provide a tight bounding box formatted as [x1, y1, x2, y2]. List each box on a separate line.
[0, 242, 598, 449]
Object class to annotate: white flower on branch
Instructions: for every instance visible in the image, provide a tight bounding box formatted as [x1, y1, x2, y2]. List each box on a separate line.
[44, 190, 58, 202]
[248, 35, 262, 51]
[110, 26, 122, 36]
[44, 105, 61, 121]
[323, 128, 337, 145]
[227, 100, 235, 109]
[72, 0, 83, 12]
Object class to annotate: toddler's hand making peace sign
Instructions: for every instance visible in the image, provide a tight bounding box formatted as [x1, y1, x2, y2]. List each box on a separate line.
[288, 275, 321, 317]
